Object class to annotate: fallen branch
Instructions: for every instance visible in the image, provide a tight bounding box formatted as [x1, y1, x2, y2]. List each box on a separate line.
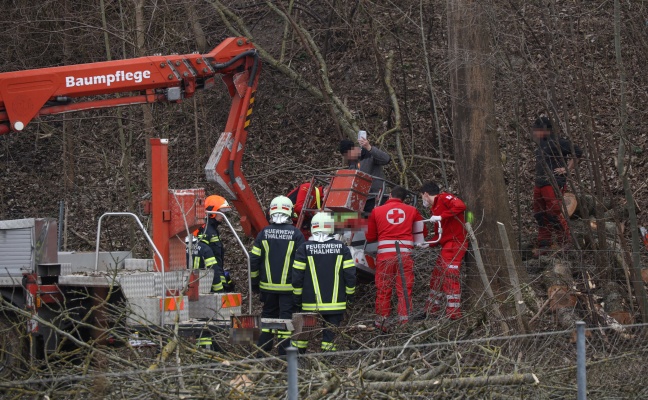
[418, 361, 453, 381]
[0, 297, 139, 370]
[497, 222, 529, 333]
[148, 337, 177, 371]
[305, 376, 340, 400]
[362, 359, 453, 382]
[466, 222, 510, 334]
[528, 297, 551, 327]
[363, 373, 539, 391]
[396, 366, 414, 382]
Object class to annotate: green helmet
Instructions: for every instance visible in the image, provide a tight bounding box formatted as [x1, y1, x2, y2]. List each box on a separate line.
[310, 212, 335, 235]
[269, 195, 293, 217]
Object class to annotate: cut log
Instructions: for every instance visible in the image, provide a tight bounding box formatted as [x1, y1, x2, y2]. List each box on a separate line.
[542, 260, 580, 329]
[563, 193, 578, 217]
[601, 281, 634, 325]
[579, 191, 628, 218]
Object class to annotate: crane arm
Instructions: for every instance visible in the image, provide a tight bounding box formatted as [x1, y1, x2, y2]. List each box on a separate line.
[0, 36, 269, 237]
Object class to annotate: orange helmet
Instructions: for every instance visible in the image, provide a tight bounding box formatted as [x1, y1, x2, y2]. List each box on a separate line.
[205, 195, 232, 218]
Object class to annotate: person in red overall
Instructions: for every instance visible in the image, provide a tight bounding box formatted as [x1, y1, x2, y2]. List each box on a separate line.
[532, 116, 582, 256]
[366, 185, 427, 330]
[420, 181, 468, 320]
[287, 182, 324, 238]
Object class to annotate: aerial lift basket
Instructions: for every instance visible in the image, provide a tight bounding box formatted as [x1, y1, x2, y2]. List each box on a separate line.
[324, 169, 372, 212]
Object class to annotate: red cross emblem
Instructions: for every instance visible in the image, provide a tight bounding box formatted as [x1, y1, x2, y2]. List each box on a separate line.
[386, 208, 406, 225]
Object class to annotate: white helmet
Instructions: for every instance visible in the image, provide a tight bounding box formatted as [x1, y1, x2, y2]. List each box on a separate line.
[269, 195, 293, 217]
[310, 212, 335, 235]
[184, 235, 198, 244]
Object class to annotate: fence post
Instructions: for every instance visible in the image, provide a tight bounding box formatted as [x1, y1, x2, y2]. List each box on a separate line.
[287, 346, 298, 400]
[576, 321, 587, 400]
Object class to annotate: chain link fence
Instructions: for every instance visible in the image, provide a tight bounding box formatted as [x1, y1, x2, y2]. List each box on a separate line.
[0, 244, 647, 398]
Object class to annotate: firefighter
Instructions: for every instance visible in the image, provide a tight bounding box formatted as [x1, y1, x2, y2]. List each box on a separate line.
[250, 196, 305, 356]
[185, 235, 226, 293]
[420, 181, 468, 320]
[198, 195, 235, 292]
[291, 212, 356, 352]
[185, 235, 221, 351]
[365, 185, 427, 330]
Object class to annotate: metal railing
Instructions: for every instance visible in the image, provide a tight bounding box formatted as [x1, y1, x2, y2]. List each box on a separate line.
[93, 212, 167, 324]
[205, 211, 253, 314]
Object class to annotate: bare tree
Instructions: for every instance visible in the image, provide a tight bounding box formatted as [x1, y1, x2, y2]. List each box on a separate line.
[447, 0, 531, 321]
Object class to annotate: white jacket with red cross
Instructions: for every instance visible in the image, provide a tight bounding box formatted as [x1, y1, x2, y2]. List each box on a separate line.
[366, 198, 427, 257]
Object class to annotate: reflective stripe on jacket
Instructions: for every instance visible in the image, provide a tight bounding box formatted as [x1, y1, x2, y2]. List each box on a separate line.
[186, 242, 226, 287]
[198, 219, 225, 267]
[366, 198, 427, 255]
[292, 239, 356, 314]
[250, 224, 305, 293]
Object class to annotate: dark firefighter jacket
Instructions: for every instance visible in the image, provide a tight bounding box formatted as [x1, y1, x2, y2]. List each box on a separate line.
[292, 239, 356, 314]
[186, 241, 226, 292]
[535, 135, 583, 187]
[199, 218, 225, 267]
[250, 224, 305, 293]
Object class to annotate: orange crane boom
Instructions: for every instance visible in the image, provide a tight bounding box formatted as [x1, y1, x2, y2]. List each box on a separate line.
[0, 37, 269, 270]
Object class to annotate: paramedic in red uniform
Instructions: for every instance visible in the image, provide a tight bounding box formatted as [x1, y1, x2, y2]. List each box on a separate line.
[366, 185, 427, 330]
[420, 181, 468, 320]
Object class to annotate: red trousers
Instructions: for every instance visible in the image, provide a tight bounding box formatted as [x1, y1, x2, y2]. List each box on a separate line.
[533, 185, 569, 247]
[375, 254, 413, 322]
[426, 239, 467, 318]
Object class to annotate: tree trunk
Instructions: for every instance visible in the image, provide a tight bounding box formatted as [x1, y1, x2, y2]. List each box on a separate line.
[133, 0, 155, 191]
[62, 0, 74, 192]
[446, 0, 530, 319]
[184, 2, 207, 53]
[614, 0, 648, 322]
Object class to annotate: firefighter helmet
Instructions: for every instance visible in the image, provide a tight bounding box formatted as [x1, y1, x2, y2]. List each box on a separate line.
[310, 212, 335, 235]
[205, 195, 231, 217]
[269, 195, 293, 217]
[184, 235, 198, 244]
